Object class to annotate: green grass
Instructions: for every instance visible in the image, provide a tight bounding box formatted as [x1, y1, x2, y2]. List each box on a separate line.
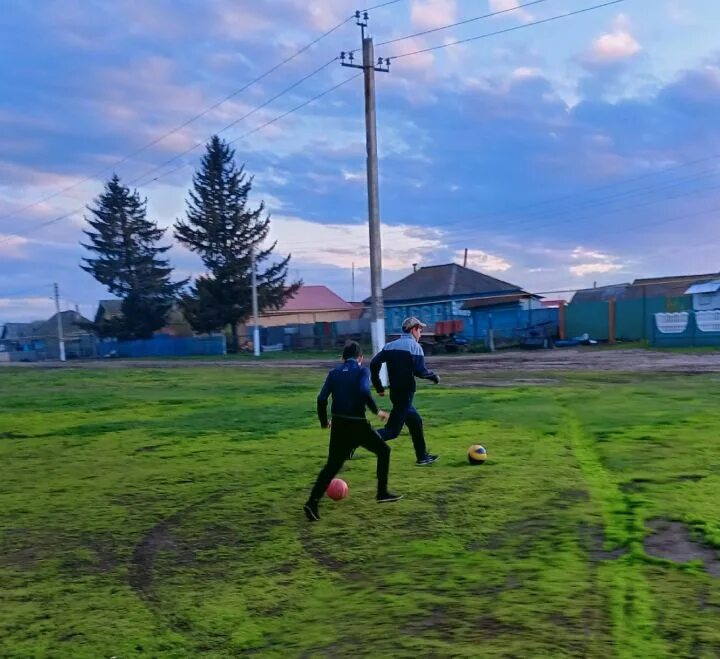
[2, 367, 720, 658]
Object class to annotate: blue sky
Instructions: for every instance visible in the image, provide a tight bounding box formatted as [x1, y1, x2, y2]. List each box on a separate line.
[1, 0, 720, 322]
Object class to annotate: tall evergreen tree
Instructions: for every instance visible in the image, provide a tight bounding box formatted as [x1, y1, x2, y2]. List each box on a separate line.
[81, 175, 185, 340]
[175, 135, 300, 352]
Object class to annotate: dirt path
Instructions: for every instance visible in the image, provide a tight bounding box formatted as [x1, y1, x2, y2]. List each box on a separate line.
[3, 348, 720, 373]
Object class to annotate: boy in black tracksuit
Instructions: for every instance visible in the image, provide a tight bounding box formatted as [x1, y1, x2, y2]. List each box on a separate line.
[370, 316, 440, 466]
[304, 341, 402, 522]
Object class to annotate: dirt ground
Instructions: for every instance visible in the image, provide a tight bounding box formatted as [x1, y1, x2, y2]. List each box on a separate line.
[3, 347, 720, 374]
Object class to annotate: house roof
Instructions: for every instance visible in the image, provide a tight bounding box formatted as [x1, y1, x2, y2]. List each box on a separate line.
[1, 321, 45, 340]
[377, 264, 523, 303]
[276, 285, 353, 312]
[685, 279, 720, 295]
[35, 311, 92, 338]
[97, 299, 122, 319]
[461, 293, 532, 310]
[625, 272, 720, 299]
[571, 284, 631, 303]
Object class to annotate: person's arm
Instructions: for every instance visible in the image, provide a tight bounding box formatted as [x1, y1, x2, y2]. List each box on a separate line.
[316, 372, 332, 428]
[369, 350, 387, 394]
[412, 347, 440, 384]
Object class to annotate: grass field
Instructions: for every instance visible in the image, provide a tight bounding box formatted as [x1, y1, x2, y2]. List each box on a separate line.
[2, 366, 720, 658]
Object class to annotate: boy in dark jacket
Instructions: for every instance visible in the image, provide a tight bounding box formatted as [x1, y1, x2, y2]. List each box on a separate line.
[370, 316, 440, 466]
[304, 341, 402, 522]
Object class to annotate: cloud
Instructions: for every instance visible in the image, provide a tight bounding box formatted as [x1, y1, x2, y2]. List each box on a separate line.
[456, 248, 511, 272]
[266, 215, 444, 271]
[586, 14, 641, 66]
[0, 234, 30, 260]
[488, 0, 534, 23]
[569, 246, 624, 277]
[411, 0, 457, 30]
[0, 297, 56, 322]
[569, 262, 624, 277]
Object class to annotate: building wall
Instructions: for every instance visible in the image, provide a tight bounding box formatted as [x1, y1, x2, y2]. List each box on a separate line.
[693, 292, 720, 311]
[385, 299, 472, 334]
[240, 309, 354, 330]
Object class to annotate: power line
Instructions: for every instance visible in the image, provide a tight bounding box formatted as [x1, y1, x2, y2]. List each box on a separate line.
[141, 71, 363, 186]
[362, 0, 407, 10]
[128, 57, 339, 186]
[391, 0, 626, 60]
[375, 0, 553, 48]
[0, 72, 362, 245]
[0, 15, 356, 224]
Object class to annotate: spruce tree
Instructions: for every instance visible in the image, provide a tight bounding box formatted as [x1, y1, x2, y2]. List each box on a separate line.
[81, 174, 185, 340]
[175, 135, 299, 352]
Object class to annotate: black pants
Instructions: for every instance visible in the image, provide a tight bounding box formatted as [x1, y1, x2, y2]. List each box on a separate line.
[377, 390, 427, 461]
[309, 417, 390, 501]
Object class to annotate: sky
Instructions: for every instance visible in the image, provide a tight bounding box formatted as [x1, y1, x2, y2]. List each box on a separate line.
[1, 0, 720, 323]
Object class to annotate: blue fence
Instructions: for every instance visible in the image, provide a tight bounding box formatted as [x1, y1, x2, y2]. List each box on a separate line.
[468, 307, 558, 342]
[652, 313, 720, 347]
[98, 334, 226, 358]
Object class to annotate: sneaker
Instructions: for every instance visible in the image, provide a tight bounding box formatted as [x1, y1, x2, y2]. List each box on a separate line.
[303, 500, 320, 521]
[377, 491, 403, 503]
[416, 453, 439, 466]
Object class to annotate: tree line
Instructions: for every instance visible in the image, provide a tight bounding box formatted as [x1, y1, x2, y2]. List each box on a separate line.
[80, 135, 300, 352]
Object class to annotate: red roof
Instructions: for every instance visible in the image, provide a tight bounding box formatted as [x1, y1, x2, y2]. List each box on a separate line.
[280, 286, 353, 312]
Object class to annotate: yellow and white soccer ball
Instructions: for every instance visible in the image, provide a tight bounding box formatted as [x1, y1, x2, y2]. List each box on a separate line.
[467, 444, 488, 465]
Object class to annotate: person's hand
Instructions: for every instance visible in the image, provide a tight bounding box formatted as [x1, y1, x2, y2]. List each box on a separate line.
[377, 410, 389, 422]
[378, 390, 385, 397]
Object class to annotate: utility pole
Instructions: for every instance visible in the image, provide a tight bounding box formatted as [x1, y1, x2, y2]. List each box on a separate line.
[351, 262, 356, 302]
[251, 248, 260, 357]
[53, 283, 66, 362]
[341, 11, 390, 357]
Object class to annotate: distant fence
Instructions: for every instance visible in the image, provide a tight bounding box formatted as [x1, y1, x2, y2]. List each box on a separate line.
[653, 311, 720, 347]
[98, 335, 226, 358]
[566, 296, 693, 341]
[259, 319, 371, 351]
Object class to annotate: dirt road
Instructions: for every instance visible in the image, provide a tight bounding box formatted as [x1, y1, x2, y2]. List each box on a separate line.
[3, 348, 720, 374]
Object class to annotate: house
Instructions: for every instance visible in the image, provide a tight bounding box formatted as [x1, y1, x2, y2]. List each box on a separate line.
[95, 299, 194, 337]
[251, 285, 356, 328]
[1, 311, 94, 360]
[375, 263, 543, 340]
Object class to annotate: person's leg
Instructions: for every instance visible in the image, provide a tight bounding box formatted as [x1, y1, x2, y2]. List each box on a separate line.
[404, 404, 427, 461]
[376, 393, 409, 441]
[357, 424, 403, 502]
[404, 395, 438, 465]
[305, 422, 352, 519]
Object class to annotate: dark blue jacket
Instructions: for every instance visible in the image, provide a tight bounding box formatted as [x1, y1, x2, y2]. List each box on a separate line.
[370, 335, 438, 395]
[317, 359, 379, 427]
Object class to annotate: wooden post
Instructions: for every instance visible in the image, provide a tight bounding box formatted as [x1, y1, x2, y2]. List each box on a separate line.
[558, 301, 566, 340]
[609, 298, 616, 344]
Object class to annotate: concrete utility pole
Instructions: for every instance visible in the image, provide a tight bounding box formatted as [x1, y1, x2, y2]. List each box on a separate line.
[251, 248, 260, 357]
[340, 11, 390, 357]
[53, 283, 66, 362]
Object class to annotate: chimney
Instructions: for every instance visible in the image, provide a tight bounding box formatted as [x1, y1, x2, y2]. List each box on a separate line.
[412, 263, 418, 272]
[593, 281, 597, 288]
[463, 248, 468, 268]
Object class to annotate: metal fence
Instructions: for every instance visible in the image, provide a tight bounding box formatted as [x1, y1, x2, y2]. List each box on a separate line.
[97, 335, 226, 358]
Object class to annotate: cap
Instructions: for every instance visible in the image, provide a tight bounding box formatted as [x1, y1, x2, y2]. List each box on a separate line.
[402, 316, 427, 332]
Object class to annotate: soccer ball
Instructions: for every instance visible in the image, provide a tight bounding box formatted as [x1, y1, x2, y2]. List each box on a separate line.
[326, 478, 349, 500]
[467, 444, 488, 465]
